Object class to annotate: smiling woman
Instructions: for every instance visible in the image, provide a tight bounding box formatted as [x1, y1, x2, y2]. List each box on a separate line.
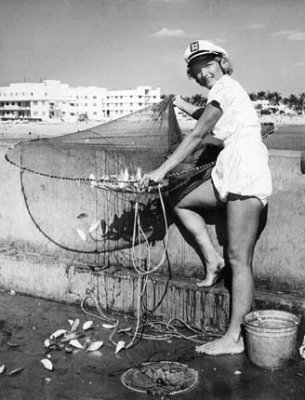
[141, 39, 273, 357]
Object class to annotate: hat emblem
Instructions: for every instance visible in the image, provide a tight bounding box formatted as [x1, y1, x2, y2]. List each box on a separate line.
[190, 41, 199, 52]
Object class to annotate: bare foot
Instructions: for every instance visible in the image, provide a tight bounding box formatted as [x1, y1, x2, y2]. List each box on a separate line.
[195, 334, 244, 355]
[197, 259, 225, 288]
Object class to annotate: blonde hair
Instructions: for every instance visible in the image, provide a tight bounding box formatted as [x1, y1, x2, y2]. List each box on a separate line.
[187, 54, 234, 79]
[219, 55, 233, 75]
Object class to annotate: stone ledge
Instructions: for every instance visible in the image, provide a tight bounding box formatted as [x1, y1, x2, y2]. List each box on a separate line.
[0, 252, 304, 336]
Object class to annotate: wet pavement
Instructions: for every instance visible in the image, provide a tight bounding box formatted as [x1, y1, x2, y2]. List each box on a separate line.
[1, 289, 305, 400]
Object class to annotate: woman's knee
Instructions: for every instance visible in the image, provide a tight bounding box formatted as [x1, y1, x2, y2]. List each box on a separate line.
[227, 245, 252, 270]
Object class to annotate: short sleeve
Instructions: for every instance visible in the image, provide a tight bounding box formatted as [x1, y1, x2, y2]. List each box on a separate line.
[207, 79, 230, 111]
[210, 100, 222, 111]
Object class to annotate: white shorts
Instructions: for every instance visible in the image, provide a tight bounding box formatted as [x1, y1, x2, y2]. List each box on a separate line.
[211, 138, 272, 207]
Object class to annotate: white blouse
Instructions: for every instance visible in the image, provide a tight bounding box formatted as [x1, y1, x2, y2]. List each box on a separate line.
[207, 75, 272, 205]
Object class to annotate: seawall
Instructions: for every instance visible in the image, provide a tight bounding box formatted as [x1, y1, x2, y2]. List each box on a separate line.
[0, 142, 304, 332]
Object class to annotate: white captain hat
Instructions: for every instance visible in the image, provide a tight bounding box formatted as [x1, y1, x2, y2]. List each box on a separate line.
[184, 40, 228, 65]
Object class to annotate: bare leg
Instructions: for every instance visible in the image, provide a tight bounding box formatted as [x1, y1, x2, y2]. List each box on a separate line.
[173, 179, 225, 286]
[196, 195, 263, 355]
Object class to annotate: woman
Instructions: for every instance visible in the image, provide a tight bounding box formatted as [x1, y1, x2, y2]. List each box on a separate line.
[141, 40, 272, 355]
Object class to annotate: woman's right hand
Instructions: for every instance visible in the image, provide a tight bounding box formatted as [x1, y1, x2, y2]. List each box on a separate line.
[139, 167, 167, 189]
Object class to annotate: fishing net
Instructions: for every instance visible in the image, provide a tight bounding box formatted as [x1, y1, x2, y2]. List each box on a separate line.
[4, 97, 207, 255]
[5, 96, 274, 256]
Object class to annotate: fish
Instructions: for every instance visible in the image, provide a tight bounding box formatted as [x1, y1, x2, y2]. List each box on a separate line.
[115, 340, 126, 354]
[44, 339, 51, 348]
[41, 359, 54, 371]
[50, 329, 67, 339]
[123, 168, 129, 181]
[86, 341, 104, 352]
[76, 228, 87, 241]
[77, 213, 89, 219]
[7, 367, 24, 376]
[69, 339, 83, 349]
[89, 220, 100, 233]
[102, 323, 115, 329]
[82, 321, 94, 331]
[89, 173, 97, 189]
[70, 319, 80, 332]
[135, 168, 142, 181]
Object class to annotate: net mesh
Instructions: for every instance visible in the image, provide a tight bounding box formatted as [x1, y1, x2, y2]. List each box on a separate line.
[4, 97, 204, 254]
[5, 97, 274, 255]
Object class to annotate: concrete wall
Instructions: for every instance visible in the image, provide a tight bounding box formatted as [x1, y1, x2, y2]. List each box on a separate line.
[0, 143, 304, 296]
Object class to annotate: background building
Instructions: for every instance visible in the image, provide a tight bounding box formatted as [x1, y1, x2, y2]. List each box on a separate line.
[0, 80, 161, 122]
[104, 86, 161, 119]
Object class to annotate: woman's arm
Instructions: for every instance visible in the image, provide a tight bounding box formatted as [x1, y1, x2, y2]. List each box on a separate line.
[141, 103, 222, 184]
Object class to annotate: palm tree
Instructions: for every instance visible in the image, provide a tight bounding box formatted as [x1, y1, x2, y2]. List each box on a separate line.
[257, 91, 267, 101]
[298, 92, 305, 114]
[268, 91, 282, 106]
[249, 92, 257, 101]
[288, 94, 299, 112]
[190, 94, 207, 107]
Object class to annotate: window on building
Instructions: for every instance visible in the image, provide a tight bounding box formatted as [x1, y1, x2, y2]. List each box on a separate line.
[93, 96, 97, 99]
[93, 103, 97, 107]
[33, 101, 38, 105]
[139, 103, 142, 106]
[84, 103, 88, 107]
[31, 92, 34, 96]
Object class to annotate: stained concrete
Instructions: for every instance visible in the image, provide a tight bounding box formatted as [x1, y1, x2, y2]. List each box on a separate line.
[1, 251, 305, 339]
[1, 289, 305, 400]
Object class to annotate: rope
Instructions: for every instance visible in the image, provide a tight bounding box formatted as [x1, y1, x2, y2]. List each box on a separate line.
[80, 186, 220, 350]
[5, 143, 215, 186]
[4, 97, 219, 349]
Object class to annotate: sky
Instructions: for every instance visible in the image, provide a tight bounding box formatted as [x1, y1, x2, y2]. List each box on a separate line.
[0, 0, 305, 97]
